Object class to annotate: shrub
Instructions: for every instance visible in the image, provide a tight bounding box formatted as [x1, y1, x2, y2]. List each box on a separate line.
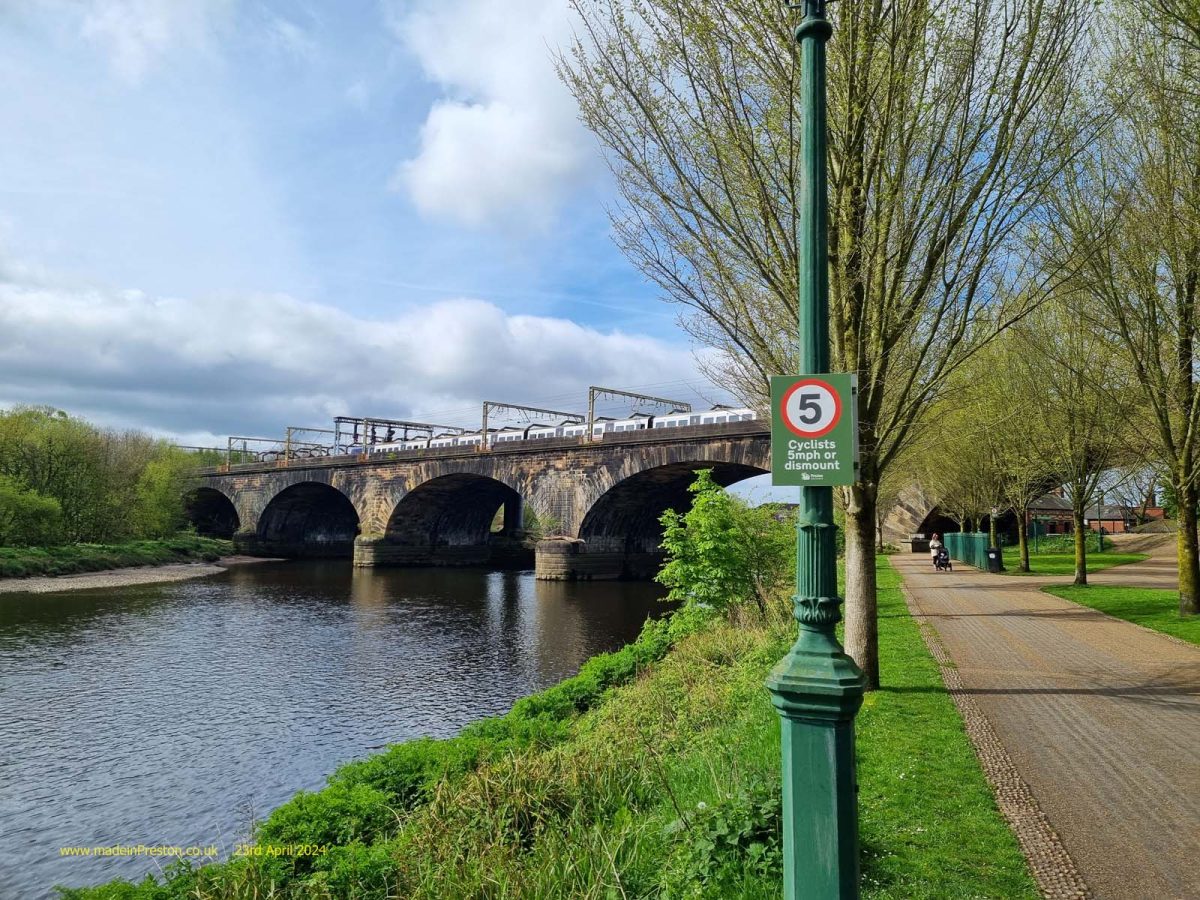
[0, 475, 64, 546]
[657, 470, 793, 619]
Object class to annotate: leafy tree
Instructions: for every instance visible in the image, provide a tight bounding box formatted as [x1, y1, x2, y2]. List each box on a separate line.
[0, 475, 63, 547]
[133, 448, 196, 538]
[657, 470, 794, 620]
[563, 0, 1096, 686]
[0, 406, 201, 546]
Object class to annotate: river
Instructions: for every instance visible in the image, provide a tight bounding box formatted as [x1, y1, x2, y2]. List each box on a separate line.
[0, 561, 666, 897]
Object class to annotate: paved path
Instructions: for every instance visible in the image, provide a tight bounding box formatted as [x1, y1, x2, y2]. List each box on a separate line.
[893, 553, 1200, 900]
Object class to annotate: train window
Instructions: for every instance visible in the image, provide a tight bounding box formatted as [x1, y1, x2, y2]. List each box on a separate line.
[702, 417, 714, 424]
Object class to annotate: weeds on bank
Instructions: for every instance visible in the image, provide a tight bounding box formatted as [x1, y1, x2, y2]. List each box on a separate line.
[61, 475, 1037, 899]
[0, 534, 233, 578]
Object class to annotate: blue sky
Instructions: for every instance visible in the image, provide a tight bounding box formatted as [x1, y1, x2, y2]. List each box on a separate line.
[0, 0, 740, 447]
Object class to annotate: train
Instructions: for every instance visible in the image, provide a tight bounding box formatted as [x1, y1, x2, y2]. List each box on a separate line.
[356, 406, 757, 454]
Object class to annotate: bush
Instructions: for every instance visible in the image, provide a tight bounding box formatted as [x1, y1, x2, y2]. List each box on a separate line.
[657, 470, 794, 619]
[0, 475, 64, 547]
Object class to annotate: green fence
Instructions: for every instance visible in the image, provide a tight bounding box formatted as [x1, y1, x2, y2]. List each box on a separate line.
[943, 532, 991, 569]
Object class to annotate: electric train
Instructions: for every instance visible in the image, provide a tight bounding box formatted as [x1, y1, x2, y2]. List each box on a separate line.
[362, 406, 757, 454]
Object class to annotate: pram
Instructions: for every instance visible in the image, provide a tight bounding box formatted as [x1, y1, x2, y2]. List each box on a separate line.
[934, 546, 952, 572]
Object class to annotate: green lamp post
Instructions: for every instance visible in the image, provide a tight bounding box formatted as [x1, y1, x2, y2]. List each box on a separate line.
[765, 1, 866, 897]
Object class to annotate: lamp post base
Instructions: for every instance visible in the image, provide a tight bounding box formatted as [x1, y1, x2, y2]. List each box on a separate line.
[766, 627, 866, 899]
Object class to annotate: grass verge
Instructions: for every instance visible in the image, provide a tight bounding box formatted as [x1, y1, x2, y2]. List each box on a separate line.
[0, 535, 233, 579]
[61, 558, 1036, 899]
[1042, 585, 1200, 645]
[998, 548, 1146, 576]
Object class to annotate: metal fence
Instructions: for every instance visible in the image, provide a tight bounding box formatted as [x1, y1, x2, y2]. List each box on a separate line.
[943, 532, 991, 569]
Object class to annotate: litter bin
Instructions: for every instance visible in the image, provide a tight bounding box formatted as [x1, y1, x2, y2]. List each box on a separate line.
[986, 548, 1002, 573]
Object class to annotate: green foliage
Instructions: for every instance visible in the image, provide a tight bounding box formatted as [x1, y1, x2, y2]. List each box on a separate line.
[0, 406, 200, 545]
[660, 782, 782, 898]
[132, 450, 195, 538]
[657, 470, 794, 617]
[0, 535, 230, 579]
[69, 560, 1037, 900]
[0, 475, 63, 546]
[519, 507, 563, 540]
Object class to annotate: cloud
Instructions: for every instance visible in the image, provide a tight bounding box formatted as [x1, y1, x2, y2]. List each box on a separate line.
[0, 263, 704, 444]
[388, 0, 594, 230]
[79, 0, 233, 83]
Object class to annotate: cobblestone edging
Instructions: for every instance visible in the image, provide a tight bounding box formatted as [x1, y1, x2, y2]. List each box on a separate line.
[901, 582, 1094, 900]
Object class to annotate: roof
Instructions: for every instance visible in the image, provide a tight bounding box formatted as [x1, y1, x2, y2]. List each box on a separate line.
[1029, 494, 1072, 512]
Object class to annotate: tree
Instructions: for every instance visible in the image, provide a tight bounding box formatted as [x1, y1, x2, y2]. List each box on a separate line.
[1052, 0, 1200, 611]
[0, 475, 63, 547]
[563, 0, 1096, 686]
[658, 470, 794, 619]
[1010, 297, 1133, 584]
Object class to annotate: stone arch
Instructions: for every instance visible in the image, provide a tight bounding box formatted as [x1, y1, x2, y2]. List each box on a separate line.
[358, 473, 531, 568]
[256, 481, 360, 558]
[185, 487, 240, 538]
[541, 460, 767, 580]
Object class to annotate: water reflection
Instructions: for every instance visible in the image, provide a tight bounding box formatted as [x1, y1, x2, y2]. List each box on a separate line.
[0, 562, 665, 898]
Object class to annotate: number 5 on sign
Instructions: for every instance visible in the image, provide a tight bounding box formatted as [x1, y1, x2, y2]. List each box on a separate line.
[770, 373, 858, 486]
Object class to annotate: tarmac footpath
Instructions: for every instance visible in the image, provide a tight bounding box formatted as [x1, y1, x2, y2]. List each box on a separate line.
[891, 552, 1200, 900]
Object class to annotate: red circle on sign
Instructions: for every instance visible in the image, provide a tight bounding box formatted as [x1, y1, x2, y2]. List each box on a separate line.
[779, 378, 842, 438]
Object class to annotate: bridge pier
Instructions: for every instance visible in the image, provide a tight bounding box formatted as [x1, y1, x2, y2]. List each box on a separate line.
[353, 534, 533, 569]
[534, 538, 662, 581]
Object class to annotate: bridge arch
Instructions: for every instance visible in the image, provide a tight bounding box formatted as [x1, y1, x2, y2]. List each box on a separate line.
[359, 473, 530, 568]
[541, 460, 768, 580]
[257, 481, 360, 558]
[185, 487, 240, 538]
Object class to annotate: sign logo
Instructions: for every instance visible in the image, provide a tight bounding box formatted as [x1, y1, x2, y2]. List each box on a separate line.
[779, 378, 842, 439]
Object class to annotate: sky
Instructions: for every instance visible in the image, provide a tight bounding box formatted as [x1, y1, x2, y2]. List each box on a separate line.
[0, 0, 749, 450]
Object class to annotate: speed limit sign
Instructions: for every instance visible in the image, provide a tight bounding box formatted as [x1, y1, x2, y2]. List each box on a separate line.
[779, 378, 842, 438]
[770, 373, 858, 486]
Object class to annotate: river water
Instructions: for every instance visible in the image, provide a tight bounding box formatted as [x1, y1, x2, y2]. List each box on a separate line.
[0, 562, 666, 897]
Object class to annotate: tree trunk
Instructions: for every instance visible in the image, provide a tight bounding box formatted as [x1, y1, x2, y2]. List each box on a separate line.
[1176, 476, 1199, 616]
[988, 513, 998, 548]
[1072, 499, 1088, 586]
[844, 482, 880, 691]
[1017, 512, 1030, 573]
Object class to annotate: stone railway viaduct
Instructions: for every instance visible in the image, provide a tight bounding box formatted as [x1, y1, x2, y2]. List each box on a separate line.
[191, 420, 774, 581]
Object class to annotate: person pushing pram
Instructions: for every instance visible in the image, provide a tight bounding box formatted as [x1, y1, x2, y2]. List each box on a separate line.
[929, 533, 952, 571]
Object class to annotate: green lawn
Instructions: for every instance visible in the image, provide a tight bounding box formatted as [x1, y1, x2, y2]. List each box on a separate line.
[998, 547, 1146, 576]
[1042, 584, 1200, 646]
[66, 557, 1036, 899]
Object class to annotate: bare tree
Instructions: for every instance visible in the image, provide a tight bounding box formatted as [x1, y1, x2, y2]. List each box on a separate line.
[562, 0, 1095, 685]
[1053, 0, 1200, 611]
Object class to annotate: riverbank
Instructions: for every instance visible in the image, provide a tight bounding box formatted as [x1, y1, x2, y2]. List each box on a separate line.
[0, 536, 238, 591]
[63, 557, 1037, 899]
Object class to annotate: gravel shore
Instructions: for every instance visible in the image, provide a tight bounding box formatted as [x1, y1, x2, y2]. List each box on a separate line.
[0, 556, 275, 594]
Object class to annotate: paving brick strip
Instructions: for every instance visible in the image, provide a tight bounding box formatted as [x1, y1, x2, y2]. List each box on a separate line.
[903, 581, 1092, 899]
[891, 553, 1200, 900]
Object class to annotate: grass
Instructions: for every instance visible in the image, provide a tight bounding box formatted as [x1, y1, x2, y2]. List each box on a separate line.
[999, 546, 1146, 576]
[0, 534, 233, 579]
[1042, 584, 1200, 646]
[61, 558, 1036, 899]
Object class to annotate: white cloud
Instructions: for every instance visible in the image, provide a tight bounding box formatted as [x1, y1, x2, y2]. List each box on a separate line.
[0, 261, 704, 442]
[79, 0, 233, 83]
[388, 0, 594, 230]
